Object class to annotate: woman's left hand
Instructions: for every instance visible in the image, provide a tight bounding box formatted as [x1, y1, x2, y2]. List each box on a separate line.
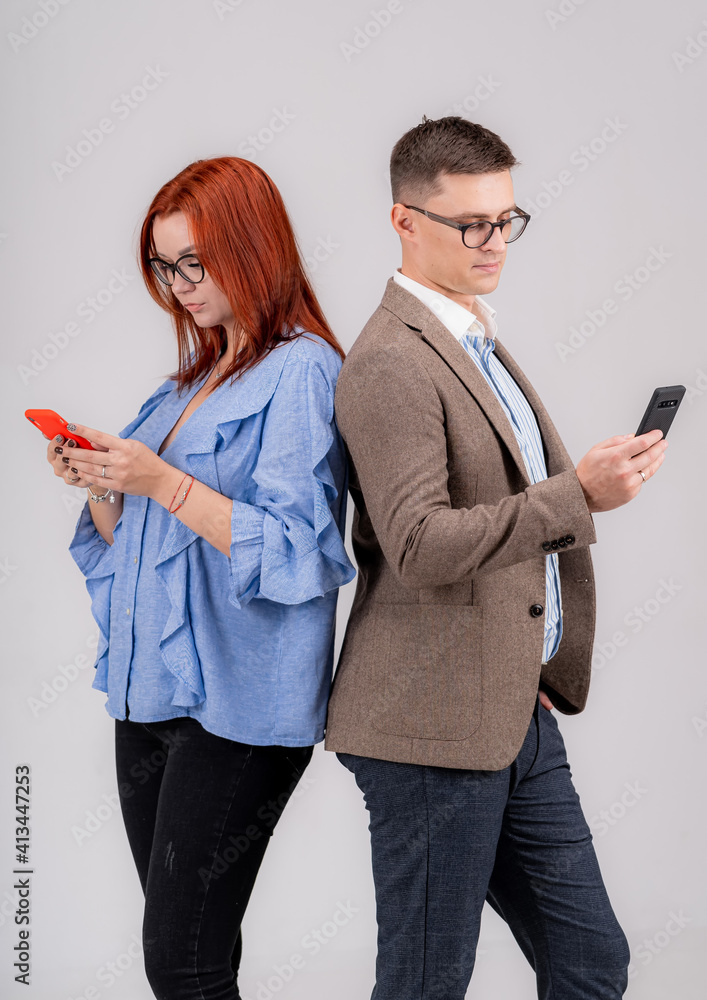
[59, 423, 175, 500]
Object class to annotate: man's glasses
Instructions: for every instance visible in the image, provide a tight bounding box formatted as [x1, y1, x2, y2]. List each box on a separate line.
[404, 206, 531, 249]
[149, 253, 205, 286]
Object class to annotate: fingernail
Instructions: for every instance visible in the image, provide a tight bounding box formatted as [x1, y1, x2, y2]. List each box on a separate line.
[66, 423, 76, 432]
[70, 467, 78, 474]
[66, 440, 76, 448]
[54, 447, 63, 454]
[55, 435, 63, 442]
[62, 457, 69, 464]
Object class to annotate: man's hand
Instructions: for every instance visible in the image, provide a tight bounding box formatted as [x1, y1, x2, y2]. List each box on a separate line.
[575, 428, 667, 514]
[539, 691, 554, 711]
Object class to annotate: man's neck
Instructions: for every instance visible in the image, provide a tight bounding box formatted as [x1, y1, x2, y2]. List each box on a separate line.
[398, 265, 477, 313]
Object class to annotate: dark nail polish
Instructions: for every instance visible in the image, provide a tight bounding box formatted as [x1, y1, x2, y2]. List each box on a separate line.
[54, 447, 63, 454]
[62, 457, 69, 464]
[66, 440, 76, 447]
[70, 467, 78, 474]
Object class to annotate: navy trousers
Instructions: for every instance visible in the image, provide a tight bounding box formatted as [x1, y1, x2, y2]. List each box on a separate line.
[338, 698, 630, 999]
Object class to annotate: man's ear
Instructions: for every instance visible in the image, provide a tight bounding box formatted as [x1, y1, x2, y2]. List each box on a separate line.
[391, 203, 417, 242]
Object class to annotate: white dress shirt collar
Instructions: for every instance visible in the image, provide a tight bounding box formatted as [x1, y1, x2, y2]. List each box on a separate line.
[393, 269, 498, 342]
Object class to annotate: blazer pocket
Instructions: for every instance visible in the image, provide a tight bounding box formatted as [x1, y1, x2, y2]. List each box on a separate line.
[368, 603, 483, 741]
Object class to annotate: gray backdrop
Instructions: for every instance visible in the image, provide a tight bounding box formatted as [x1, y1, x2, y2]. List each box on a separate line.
[3, 0, 705, 996]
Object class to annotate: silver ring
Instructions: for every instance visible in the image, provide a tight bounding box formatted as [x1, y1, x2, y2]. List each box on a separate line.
[639, 469, 646, 483]
[102, 466, 106, 478]
[67, 475, 80, 483]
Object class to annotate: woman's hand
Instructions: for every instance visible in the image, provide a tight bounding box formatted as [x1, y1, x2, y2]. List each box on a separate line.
[45, 432, 104, 490]
[55, 423, 179, 501]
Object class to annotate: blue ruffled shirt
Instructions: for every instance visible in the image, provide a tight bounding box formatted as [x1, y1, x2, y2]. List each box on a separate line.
[68, 331, 356, 746]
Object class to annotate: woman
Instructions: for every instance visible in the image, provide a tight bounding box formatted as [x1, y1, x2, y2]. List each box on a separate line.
[43, 157, 356, 1000]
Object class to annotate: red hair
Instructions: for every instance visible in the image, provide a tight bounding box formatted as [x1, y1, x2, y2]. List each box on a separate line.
[138, 157, 345, 390]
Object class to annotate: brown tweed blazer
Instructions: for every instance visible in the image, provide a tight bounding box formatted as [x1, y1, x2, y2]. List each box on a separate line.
[324, 277, 598, 770]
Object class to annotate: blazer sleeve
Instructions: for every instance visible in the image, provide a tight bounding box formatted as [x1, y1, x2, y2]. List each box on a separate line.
[335, 340, 596, 589]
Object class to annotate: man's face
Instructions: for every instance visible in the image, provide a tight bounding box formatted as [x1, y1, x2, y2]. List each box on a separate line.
[395, 169, 518, 306]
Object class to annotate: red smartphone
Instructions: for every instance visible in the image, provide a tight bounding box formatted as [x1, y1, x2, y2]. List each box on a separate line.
[25, 409, 95, 450]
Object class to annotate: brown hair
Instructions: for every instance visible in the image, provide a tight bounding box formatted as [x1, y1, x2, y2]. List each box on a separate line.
[138, 157, 345, 392]
[390, 116, 519, 205]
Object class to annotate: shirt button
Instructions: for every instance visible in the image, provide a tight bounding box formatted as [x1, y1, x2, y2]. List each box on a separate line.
[126, 608, 131, 615]
[134, 556, 138, 563]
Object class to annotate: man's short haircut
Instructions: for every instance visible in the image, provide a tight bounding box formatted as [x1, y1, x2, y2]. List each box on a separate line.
[390, 115, 520, 206]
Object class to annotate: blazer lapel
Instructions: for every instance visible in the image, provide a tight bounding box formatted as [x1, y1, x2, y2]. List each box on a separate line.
[493, 339, 574, 477]
[381, 278, 530, 483]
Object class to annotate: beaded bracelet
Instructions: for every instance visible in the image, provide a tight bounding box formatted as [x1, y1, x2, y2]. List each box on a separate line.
[168, 474, 194, 514]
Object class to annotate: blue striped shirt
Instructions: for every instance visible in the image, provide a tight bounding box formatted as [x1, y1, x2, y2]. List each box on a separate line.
[393, 271, 562, 662]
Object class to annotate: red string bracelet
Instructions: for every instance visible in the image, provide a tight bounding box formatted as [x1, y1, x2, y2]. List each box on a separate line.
[168, 474, 194, 514]
[167, 474, 188, 511]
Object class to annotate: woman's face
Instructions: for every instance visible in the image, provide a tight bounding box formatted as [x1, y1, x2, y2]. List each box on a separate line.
[151, 211, 236, 333]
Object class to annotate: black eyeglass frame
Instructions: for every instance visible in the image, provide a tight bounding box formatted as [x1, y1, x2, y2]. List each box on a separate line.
[148, 253, 206, 286]
[404, 205, 531, 248]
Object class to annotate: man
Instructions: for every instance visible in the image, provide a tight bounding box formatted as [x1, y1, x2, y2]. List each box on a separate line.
[325, 117, 667, 999]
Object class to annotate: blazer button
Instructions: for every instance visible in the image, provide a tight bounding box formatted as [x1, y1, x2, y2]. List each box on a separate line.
[542, 542, 552, 551]
[550, 540, 559, 549]
[557, 537, 566, 547]
[565, 534, 575, 545]
[529, 604, 544, 617]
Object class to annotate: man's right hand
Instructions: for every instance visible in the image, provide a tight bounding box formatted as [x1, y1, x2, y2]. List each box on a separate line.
[575, 428, 667, 514]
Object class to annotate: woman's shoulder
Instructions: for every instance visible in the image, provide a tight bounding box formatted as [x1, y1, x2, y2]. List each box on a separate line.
[280, 328, 343, 382]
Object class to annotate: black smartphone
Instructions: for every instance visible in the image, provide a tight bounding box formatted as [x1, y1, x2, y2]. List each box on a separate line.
[635, 385, 685, 439]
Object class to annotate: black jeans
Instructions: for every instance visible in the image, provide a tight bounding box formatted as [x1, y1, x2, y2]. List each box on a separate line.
[115, 716, 313, 1000]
